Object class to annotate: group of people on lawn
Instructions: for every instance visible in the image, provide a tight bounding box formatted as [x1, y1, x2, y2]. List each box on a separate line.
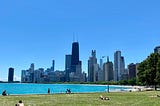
[2, 88, 110, 106]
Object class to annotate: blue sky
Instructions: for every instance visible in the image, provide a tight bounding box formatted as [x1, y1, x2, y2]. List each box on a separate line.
[0, 0, 160, 81]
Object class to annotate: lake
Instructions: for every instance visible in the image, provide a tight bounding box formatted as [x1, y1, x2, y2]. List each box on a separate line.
[0, 83, 132, 95]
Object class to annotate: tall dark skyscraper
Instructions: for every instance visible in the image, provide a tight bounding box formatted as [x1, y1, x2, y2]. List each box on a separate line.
[71, 42, 79, 65]
[8, 67, 14, 82]
[65, 42, 83, 82]
[71, 42, 80, 73]
[51, 60, 55, 72]
[65, 41, 83, 82]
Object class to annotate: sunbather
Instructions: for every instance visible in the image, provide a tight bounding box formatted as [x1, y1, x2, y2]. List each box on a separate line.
[99, 95, 109, 100]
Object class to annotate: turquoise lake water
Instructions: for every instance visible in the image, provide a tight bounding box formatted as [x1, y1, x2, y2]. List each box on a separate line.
[0, 83, 132, 95]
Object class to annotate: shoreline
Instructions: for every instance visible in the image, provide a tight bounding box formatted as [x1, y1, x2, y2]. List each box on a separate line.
[1, 83, 154, 96]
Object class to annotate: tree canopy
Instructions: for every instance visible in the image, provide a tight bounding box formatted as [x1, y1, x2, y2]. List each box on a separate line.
[137, 53, 160, 89]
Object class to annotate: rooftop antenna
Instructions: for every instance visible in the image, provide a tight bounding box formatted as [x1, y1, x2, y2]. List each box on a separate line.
[76, 34, 78, 42]
[107, 56, 109, 62]
[73, 32, 75, 42]
[73, 32, 79, 42]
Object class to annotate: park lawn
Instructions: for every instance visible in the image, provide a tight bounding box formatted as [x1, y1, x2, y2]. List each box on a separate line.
[0, 91, 160, 106]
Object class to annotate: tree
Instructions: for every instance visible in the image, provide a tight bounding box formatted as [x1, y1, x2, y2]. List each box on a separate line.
[137, 53, 160, 90]
[155, 60, 160, 86]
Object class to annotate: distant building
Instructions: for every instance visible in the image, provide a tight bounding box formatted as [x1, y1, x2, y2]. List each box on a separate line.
[82, 72, 87, 82]
[34, 68, 44, 83]
[65, 54, 72, 81]
[114, 51, 125, 81]
[21, 63, 35, 83]
[120, 56, 126, 80]
[103, 57, 114, 82]
[21, 70, 29, 83]
[98, 69, 103, 82]
[21, 41, 86, 83]
[8, 67, 14, 82]
[70, 42, 81, 74]
[49, 60, 55, 82]
[154, 46, 160, 54]
[71, 42, 82, 81]
[88, 50, 99, 82]
[121, 69, 128, 80]
[53, 70, 65, 82]
[29, 63, 35, 83]
[64, 41, 83, 82]
[128, 63, 136, 79]
[100, 58, 103, 70]
[98, 58, 104, 82]
[51, 60, 55, 72]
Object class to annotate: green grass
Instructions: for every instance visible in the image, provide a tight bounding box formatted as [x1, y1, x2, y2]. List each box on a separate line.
[0, 91, 160, 106]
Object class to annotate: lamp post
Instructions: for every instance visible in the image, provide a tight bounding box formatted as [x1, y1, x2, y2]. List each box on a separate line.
[107, 83, 109, 93]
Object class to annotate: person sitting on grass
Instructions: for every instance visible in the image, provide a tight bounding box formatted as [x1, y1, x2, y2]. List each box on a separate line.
[99, 95, 110, 100]
[66, 89, 71, 94]
[2, 90, 7, 96]
[17, 100, 24, 106]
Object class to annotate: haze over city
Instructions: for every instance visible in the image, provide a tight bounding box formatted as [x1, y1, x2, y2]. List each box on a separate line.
[0, 0, 160, 81]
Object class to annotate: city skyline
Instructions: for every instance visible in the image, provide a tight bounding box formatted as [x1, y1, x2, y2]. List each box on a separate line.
[0, 0, 160, 81]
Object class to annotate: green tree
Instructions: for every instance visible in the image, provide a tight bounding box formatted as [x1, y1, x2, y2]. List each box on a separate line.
[155, 60, 160, 86]
[137, 53, 160, 90]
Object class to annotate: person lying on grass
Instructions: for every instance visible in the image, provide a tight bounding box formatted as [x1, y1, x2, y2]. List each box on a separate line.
[99, 95, 110, 100]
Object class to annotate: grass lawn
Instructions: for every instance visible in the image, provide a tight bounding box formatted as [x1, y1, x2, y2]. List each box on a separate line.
[0, 91, 160, 106]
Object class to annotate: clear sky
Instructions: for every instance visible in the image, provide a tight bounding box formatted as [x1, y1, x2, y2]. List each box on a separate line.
[0, 0, 160, 81]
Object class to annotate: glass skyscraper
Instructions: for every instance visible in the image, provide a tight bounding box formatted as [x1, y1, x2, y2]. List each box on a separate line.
[8, 67, 14, 82]
[71, 42, 81, 73]
[88, 50, 98, 82]
[65, 41, 83, 82]
[65, 54, 72, 81]
[114, 51, 125, 81]
[71, 42, 79, 66]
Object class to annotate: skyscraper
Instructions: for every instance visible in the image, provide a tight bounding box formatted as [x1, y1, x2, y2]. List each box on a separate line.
[88, 50, 98, 82]
[51, 60, 55, 72]
[120, 56, 125, 76]
[71, 42, 79, 67]
[98, 58, 104, 82]
[30, 63, 34, 73]
[114, 51, 125, 81]
[154, 46, 160, 54]
[128, 63, 136, 79]
[65, 41, 83, 82]
[8, 67, 14, 82]
[71, 42, 82, 73]
[29, 63, 34, 82]
[65, 54, 72, 81]
[100, 59, 103, 70]
[103, 57, 114, 81]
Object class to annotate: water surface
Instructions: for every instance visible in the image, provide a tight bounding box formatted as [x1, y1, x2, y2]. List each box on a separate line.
[0, 83, 132, 95]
